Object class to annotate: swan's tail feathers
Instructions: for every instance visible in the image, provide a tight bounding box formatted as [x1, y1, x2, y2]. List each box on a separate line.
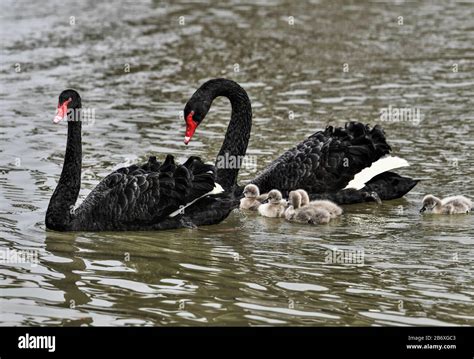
[344, 156, 410, 190]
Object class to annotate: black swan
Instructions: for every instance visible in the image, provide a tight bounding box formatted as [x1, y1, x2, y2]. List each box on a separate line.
[46, 80, 251, 231]
[184, 78, 418, 204]
[249, 123, 418, 203]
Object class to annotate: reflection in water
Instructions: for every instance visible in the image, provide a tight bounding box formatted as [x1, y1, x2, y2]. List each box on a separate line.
[43, 231, 92, 325]
[1, 1, 473, 326]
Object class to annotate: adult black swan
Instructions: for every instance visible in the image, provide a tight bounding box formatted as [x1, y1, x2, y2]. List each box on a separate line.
[184, 79, 418, 204]
[46, 80, 251, 231]
[249, 123, 418, 204]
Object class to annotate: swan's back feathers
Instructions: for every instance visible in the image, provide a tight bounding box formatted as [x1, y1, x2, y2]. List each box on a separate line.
[74, 155, 217, 230]
[251, 122, 391, 195]
[441, 195, 473, 208]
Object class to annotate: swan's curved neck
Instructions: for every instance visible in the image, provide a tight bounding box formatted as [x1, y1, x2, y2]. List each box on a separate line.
[205, 80, 252, 191]
[46, 119, 82, 231]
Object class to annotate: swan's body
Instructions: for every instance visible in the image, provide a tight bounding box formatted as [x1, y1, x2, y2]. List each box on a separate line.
[296, 189, 342, 218]
[258, 190, 286, 218]
[310, 200, 342, 219]
[240, 184, 262, 210]
[420, 194, 472, 215]
[46, 80, 252, 231]
[285, 191, 331, 225]
[299, 207, 331, 225]
[250, 122, 418, 204]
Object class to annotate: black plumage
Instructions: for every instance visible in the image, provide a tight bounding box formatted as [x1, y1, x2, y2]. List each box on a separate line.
[69, 155, 216, 231]
[46, 80, 418, 232]
[250, 122, 417, 203]
[46, 81, 252, 231]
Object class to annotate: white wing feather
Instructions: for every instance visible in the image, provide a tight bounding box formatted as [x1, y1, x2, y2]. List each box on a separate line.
[168, 182, 225, 218]
[344, 156, 409, 190]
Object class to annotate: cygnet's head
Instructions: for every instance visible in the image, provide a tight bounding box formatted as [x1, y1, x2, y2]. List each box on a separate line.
[243, 184, 259, 198]
[296, 189, 310, 206]
[420, 194, 439, 213]
[289, 191, 302, 209]
[267, 189, 283, 204]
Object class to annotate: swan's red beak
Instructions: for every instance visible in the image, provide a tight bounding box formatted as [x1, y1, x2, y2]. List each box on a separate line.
[184, 111, 198, 145]
[53, 98, 72, 124]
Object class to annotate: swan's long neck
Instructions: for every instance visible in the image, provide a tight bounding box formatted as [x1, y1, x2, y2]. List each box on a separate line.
[206, 80, 252, 191]
[46, 119, 82, 231]
[291, 194, 301, 209]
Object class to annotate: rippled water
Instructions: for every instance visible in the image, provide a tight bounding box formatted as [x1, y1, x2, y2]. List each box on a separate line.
[1, 0, 473, 326]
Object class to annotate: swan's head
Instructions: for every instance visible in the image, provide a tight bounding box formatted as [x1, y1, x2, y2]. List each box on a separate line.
[183, 78, 247, 145]
[54, 89, 81, 124]
[183, 95, 210, 145]
[420, 194, 439, 213]
[243, 184, 259, 198]
[289, 191, 302, 209]
[267, 189, 283, 204]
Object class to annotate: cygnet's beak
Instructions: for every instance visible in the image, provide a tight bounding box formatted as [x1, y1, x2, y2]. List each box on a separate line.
[419, 206, 426, 213]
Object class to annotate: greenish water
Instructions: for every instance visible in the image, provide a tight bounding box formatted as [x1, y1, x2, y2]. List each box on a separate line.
[1, 0, 473, 326]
